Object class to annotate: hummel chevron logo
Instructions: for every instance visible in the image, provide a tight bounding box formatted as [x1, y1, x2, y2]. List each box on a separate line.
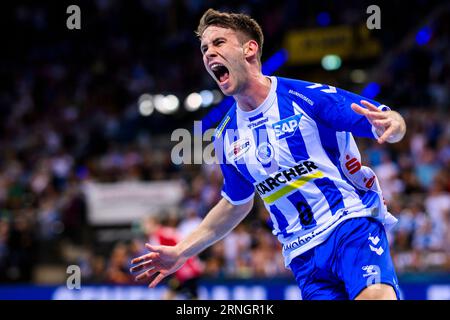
[306, 83, 337, 93]
[369, 245, 384, 256]
[368, 234, 380, 246]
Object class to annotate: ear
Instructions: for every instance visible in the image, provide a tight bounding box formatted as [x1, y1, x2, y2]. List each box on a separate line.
[244, 40, 259, 59]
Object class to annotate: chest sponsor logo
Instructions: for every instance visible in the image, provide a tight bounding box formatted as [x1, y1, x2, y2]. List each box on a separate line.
[273, 114, 302, 140]
[255, 161, 319, 196]
[227, 138, 251, 161]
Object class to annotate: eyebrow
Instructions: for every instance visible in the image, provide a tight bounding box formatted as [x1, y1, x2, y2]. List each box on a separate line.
[200, 37, 227, 53]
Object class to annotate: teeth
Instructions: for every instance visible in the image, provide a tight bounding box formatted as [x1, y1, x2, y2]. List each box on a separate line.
[210, 63, 223, 70]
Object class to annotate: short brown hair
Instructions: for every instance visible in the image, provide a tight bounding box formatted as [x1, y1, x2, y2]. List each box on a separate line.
[196, 9, 264, 59]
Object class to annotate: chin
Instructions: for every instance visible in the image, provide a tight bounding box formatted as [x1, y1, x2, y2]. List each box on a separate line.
[219, 87, 233, 96]
[218, 81, 236, 96]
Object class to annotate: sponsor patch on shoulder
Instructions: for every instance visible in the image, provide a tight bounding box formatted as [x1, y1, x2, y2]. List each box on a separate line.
[215, 116, 230, 139]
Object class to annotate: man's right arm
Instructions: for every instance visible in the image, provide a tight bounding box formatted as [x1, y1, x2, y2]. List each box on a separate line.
[130, 197, 253, 287]
[177, 197, 254, 258]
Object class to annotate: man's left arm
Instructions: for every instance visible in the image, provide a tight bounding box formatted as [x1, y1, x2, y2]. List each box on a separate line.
[309, 86, 406, 144]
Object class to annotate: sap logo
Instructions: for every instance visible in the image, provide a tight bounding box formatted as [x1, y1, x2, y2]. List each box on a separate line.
[273, 114, 302, 140]
[227, 138, 251, 161]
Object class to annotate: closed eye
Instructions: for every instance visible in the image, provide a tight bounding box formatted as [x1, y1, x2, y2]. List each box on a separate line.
[213, 39, 225, 46]
[201, 38, 226, 55]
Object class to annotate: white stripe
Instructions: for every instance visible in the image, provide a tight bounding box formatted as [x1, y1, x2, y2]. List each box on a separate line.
[221, 191, 255, 205]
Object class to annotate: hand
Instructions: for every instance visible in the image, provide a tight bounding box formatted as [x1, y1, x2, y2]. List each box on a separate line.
[129, 244, 187, 288]
[351, 100, 406, 144]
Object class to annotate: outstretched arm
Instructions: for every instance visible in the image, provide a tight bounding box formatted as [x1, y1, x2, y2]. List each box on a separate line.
[351, 100, 406, 144]
[130, 197, 254, 287]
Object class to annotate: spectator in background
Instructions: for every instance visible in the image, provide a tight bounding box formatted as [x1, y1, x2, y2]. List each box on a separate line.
[424, 177, 450, 249]
[106, 242, 134, 284]
[140, 215, 203, 299]
[177, 205, 202, 240]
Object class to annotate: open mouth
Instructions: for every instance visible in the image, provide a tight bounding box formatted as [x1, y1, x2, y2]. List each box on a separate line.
[210, 63, 230, 84]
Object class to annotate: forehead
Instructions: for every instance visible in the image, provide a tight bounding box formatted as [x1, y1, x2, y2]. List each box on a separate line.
[200, 26, 240, 45]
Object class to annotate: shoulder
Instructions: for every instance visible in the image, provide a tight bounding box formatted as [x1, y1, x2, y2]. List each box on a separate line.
[275, 76, 327, 106]
[275, 76, 317, 94]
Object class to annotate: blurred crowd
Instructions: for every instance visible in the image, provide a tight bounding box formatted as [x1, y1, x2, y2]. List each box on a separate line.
[0, 1, 449, 284]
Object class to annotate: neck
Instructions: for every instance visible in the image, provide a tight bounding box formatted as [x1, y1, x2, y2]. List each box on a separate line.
[234, 73, 271, 112]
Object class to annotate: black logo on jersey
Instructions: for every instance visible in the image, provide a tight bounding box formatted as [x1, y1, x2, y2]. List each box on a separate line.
[255, 161, 318, 195]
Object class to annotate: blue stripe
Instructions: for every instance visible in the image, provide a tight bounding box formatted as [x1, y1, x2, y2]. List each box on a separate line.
[313, 177, 345, 215]
[227, 112, 256, 183]
[248, 113, 264, 122]
[317, 128, 372, 209]
[277, 95, 309, 162]
[269, 204, 292, 237]
[361, 190, 379, 208]
[316, 123, 342, 173]
[287, 191, 317, 230]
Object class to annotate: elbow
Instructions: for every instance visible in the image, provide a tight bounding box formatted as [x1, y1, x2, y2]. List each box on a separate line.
[240, 198, 254, 215]
[222, 197, 254, 215]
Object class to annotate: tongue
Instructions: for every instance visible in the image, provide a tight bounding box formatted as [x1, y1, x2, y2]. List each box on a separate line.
[219, 72, 229, 83]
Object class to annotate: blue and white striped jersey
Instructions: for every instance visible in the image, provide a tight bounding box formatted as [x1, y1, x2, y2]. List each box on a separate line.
[213, 76, 397, 266]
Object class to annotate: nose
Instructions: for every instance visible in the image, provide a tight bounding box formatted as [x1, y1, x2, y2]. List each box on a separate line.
[204, 47, 217, 59]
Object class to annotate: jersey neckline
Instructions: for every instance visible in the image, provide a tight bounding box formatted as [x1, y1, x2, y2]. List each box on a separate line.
[236, 76, 277, 119]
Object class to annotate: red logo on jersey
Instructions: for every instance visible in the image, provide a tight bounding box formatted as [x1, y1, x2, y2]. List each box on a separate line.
[364, 176, 375, 188]
[345, 155, 361, 174]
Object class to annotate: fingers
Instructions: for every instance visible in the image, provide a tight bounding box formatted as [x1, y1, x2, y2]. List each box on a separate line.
[149, 273, 167, 288]
[130, 260, 155, 274]
[377, 126, 396, 144]
[366, 111, 388, 120]
[135, 267, 157, 281]
[373, 118, 392, 127]
[353, 103, 389, 125]
[145, 243, 162, 253]
[351, 103, 369, 116]
[360, 100, 380, 112]
[130, 251, 159, 265]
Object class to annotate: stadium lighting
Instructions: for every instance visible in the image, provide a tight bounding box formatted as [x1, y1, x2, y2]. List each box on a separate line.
[138, 93, 154, 116]
[212, 90, 223, 104]
[154, 94, 179, 115]
[165, 94, 179, 113]
[185, 92, 202, 111]
[416, 26, 432, 46]
[350, 69, 367, 84]
[321, 54, 342, 71]
[317, 12, 331, 27]
[153, 94, 165, 113]
[200, 90, 214, 108]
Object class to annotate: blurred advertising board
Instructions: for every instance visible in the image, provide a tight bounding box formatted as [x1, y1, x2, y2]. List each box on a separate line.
[83, 180, 184, 225]
[1, 277, 449, 300]
[284, 24, 381, 65]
